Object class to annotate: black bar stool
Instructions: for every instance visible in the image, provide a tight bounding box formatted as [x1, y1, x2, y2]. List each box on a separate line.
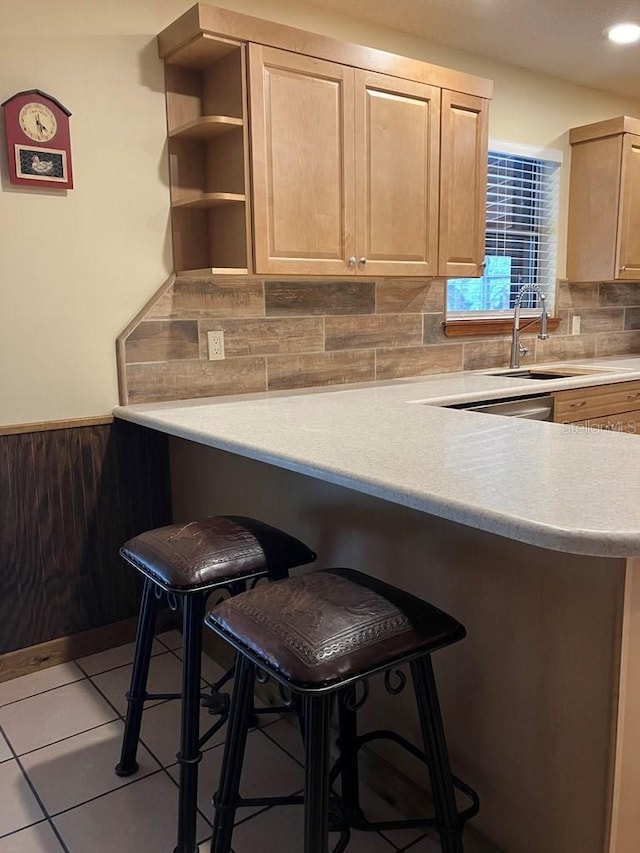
[113, 515, 316, 853]
[204, 568, 479, 853]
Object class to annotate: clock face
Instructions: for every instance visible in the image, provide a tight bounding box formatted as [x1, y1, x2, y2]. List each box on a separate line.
[18, 102, 57, 142]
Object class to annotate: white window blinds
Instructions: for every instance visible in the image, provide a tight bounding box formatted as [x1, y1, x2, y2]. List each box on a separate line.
[447, 149, 560, 316]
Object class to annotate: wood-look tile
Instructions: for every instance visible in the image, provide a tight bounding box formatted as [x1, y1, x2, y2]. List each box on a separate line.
[199, 317, 324, 358]
[599, 283, 640, 307]
[422, 312, 446, 344]
[376, 279, 445, 313]
[462, 339, 511, 371]
[556, 310, 570, 335]
[125, 321, 199, 364]
[376, 344, 463, 380]
[265, 281, 375, 316]
[126, 358, 266, 404]
[557, 282, 599, 310]
[625, 307, 640, 330]
[594, 330, 640, 356]
[571, 307, 624, 333]
[146, 281, 176, 319]
[325, 314, 422, 351]
[534, 334, 596, 362]
[148, 278, 264, 319]
[267, 351, 375, 391]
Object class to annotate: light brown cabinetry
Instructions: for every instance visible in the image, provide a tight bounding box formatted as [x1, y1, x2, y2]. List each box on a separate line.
[165, 37, 252, 274]
[567, 116, 640, 282]
[553, 380, 640, 434]
[248, 47, 355, 277]
[249, 45, 443, 276]
[158, 4, 492, 277]
[354, 69, 441, 277]
[439, 91, 488, 278]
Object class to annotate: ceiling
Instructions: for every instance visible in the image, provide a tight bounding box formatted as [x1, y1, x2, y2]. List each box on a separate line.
[303, 0, 640, 101]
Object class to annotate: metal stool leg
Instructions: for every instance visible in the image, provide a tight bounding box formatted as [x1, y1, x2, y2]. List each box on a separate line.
[211, 655, 257, 853]
[410, 655, 464, 853]
[175, 591, 207, 853]
[336, 686, 363, 824]
[303, 693, 332, 853]
[115, 578, 159, 776]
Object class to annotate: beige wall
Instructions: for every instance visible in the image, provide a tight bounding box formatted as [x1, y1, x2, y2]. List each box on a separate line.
[1, 0, 639, 426]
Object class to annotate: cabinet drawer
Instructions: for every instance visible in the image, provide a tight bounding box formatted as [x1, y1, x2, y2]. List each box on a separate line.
[554, 380, 640, 422]
[570, 409, 640, 434]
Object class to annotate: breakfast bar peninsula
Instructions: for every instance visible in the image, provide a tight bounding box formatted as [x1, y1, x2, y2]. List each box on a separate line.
[115, 357, 640, 853]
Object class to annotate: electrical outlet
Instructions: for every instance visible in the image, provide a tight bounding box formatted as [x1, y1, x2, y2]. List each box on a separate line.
[571, 315, 581, 335]
[207, 330, 225, 360]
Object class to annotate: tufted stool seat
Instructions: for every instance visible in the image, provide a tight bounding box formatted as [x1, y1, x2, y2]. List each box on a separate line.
[114, 516, 316, 853]
[205, 568, 479, 853]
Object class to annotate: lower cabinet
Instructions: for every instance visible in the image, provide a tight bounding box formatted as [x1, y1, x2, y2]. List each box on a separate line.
[554, 380, 640, 434]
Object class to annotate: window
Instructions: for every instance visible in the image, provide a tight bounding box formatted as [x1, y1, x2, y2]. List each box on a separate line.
[447, 145, 560, 317]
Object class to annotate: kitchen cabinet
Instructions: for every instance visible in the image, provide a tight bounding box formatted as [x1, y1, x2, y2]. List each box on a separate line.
[438, 90, 488, 278]
[158, 3, 491, 277]
[553, 379, 640, 433]
[164, 37, 252, 274]
[567, 116, 640, 282]
[249, 45, 441, 276]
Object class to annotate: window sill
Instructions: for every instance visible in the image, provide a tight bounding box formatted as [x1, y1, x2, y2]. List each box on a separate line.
[443, 317, 562, 338]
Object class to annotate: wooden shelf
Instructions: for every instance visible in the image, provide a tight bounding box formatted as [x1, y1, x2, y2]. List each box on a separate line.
[165, 34, 242, 69]
[169, 115, 244, 141]
[177, 266, 250, 276]
[172, 192, 245, 210]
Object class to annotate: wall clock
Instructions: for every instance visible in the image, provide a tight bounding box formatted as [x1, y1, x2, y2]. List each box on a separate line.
[2, 89, 73, 189]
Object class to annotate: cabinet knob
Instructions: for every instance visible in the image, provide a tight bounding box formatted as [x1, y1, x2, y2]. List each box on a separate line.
[620, 265, 628, 272]
[569, 400, 586, 409]
[359, 257, 367, 265]
[348, 256, 356, 267]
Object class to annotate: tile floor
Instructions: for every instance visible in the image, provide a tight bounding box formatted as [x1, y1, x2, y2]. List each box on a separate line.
[0, 632, 482, 852]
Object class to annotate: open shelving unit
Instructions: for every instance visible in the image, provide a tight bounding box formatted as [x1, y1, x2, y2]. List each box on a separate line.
[165, 35, 252, 274]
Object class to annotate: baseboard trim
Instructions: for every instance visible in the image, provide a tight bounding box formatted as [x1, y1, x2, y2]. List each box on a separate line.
[0, 611, 177, 684]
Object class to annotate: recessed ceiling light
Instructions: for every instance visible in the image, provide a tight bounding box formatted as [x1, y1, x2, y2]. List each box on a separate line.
[607, 22, 640, 44]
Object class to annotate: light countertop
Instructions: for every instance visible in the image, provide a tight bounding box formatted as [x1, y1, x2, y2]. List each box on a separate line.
[114, 356, 640, 558]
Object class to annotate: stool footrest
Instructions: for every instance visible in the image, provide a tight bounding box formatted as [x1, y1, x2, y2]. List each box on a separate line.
[198, 714, 229, 750]
[252, 704, 294, 716]
[214, 793, 305, 811]
[141, 692, 181, 702]
[333, 728, 480, 827]
[200, 691, 230, 714]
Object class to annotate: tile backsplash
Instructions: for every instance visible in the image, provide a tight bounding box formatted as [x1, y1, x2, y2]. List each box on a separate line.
[118, 277, 640, 405]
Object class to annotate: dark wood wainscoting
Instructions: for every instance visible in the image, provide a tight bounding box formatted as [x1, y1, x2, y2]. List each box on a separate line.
[0, 418, 172, 656]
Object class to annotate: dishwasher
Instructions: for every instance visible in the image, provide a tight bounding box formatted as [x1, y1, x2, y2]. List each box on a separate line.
[449, 394, 555, 421]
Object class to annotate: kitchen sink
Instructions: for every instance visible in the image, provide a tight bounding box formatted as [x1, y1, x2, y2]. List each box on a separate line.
[487, 369, 576, 380]
[485, 366, 609, 380]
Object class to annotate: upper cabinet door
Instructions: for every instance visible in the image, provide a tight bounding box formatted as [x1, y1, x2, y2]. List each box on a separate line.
[438, 91, 489, 278]
[617, 134, 640, 280]
[353, 70, 440, 277]
[248, 45, 356, 276]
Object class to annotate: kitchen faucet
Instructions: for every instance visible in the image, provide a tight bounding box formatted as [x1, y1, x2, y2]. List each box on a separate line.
[509, 284, 549, 368]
